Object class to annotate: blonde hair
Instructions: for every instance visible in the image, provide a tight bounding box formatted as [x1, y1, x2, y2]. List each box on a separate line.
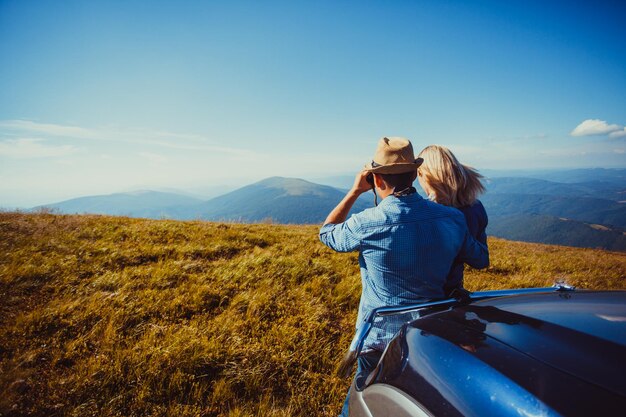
[417, 145, 485, 208]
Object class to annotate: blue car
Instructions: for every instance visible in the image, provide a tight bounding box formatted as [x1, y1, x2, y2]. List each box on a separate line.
[346, 285, 626, 416]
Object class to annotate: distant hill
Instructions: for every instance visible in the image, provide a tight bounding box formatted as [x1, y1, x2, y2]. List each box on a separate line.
[535, 168, 626, 185]
[488, 214, 626, 252]
[33, 177, 376, 223]
[481, 168, 626, 185]
[474, 171, 626, 250]
[37, 190, 203, 218]
[193, 177, 374, 223]
[485, 177, 625, 201]
[482, 193, 626, 229]
[480, 173, 626, 249]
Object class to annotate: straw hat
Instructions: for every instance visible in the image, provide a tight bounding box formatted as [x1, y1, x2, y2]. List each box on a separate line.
[364, 137, 423, 174]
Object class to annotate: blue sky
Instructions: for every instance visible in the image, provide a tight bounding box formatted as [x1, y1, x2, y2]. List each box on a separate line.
[1, 0, 625, 206]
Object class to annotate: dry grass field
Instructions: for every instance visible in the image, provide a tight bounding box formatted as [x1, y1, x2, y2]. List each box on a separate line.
[1, 212, 625, 416]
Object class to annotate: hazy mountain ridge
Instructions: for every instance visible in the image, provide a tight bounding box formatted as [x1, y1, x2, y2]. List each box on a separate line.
[489, 214, 626, 252]
[191, 177, 374, 223]
[34, 169, 626, 251]
[36, 190, 204, 218]
[480, 168, 626, 184]
[485, 177, 626, 201]
[38, 177, 375, 224]
[482, 193, 626, 229]
[481, 171, 626, 250]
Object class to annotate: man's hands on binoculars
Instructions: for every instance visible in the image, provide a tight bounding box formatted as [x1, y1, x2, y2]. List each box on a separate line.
[351, 170, 374, 195]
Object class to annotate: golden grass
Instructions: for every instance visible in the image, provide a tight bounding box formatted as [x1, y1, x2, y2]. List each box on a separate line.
[1, 212, 624, 416]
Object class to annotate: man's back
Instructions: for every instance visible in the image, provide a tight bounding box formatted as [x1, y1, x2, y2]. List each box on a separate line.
[320, 192, 487, 334]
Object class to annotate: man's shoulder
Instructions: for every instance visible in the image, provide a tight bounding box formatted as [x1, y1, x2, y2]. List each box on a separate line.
[354, 197, 465, 227]
[349, 205, 386, 225]
[421, 199, 465, 219]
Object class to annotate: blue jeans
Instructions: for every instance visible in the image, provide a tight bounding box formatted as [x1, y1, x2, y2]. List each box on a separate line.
[339, 351, 382, 417]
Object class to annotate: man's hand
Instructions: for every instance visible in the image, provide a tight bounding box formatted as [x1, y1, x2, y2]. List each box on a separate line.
[351, 169, 373, 195]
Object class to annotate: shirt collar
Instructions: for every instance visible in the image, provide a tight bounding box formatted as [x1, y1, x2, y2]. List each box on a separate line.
[378, 191, 423, 207]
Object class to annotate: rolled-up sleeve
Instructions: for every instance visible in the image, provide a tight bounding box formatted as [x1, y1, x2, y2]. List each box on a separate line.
[319, 216, 362, 253]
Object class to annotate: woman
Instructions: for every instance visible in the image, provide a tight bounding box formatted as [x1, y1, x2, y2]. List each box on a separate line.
[417, 145, 488, 297]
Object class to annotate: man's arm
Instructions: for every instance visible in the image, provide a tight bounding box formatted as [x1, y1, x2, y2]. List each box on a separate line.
[320, 170, 373, 252]
[458, 230, 489, 269]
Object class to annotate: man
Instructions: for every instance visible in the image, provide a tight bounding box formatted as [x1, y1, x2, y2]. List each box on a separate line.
[319, 137, 489, 416]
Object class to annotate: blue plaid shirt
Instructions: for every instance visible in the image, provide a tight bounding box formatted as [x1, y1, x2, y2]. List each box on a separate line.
[319, 192, 489, 349]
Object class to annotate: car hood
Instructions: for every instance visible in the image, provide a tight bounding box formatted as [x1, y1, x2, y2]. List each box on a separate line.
[425, 291, 626, 397]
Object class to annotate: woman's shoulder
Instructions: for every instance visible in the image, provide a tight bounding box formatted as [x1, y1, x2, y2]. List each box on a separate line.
[472, 199, 486, 213]
[459, 199, 484, 212]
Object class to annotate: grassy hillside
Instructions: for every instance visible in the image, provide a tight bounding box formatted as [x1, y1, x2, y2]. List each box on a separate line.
[1, 212, 625, 417]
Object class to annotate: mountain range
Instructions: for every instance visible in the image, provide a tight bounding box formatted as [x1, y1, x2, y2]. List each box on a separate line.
[40, 190, 204, 218]
[38, 177, 375, 224]
[34, 169, 626, 251]
[188, 176, 374, 223]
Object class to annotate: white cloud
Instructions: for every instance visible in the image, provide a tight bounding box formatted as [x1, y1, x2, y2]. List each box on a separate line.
[0, 120, 97, 139]
[0, 119, 253, 155]
[570, 119, 622, 137]
[139, 152, 168, 163]
[614, 149, 625, 154]
[0, 138, 78, 158]
[609, 128, 626, 139]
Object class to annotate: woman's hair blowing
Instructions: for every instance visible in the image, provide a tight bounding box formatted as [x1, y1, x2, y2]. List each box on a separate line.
[417, 145, 485, 208]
